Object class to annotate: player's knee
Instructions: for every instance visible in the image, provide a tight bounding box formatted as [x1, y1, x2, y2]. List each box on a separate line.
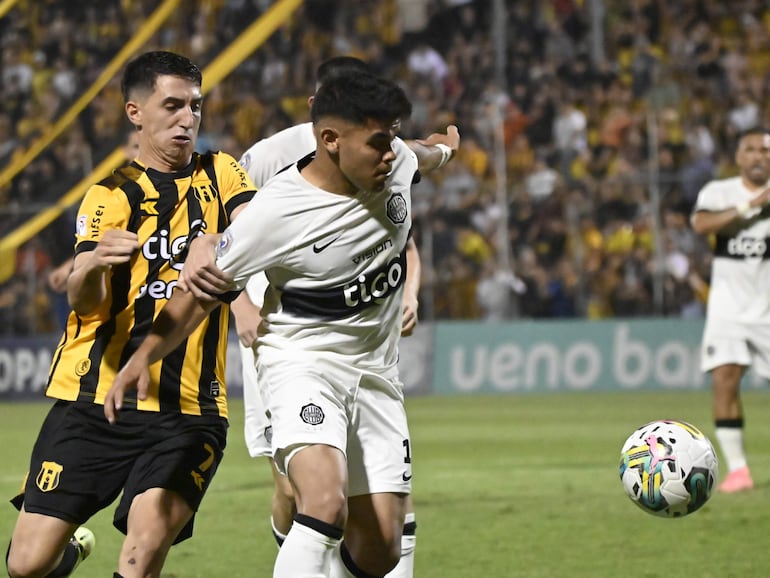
[6, 544, 55, 578]
[343, 538, 401, 577]
[298, 488, 347, 527]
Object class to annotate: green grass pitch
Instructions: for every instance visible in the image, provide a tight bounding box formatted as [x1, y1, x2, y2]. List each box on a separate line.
[3, 391, 770, 577]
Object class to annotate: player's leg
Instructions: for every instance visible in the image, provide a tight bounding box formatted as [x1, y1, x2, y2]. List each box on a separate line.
[7, 401, 122, 577]
[273, 444, 348, 577]
[331, 372, 411, 577]
[341, 492, 407, 576]
[117, 489, 194, 577]
[242, 341, 297, 545]
[260, 355, 352, 577]
[385, 494, 417, 578]
[114, 412, 227, 577]
[269, 458, 296, 545]
[711, 363, 753, 491]
[7, 509, 79, 577]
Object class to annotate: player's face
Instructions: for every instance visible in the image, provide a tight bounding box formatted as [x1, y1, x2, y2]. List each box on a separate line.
[337, 118, 398, 193]
[736, 133, 770, 187]
[126, 74, 202, 171]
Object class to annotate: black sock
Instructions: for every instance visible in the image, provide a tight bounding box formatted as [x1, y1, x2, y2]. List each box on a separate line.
[114, 574, 126, 578]
[293, 513, 343, 540]
[45, 540, 80, 577]
[715, 418, 744, 428]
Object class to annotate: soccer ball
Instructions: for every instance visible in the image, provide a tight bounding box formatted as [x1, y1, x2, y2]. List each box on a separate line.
[618, 420, 718, 518]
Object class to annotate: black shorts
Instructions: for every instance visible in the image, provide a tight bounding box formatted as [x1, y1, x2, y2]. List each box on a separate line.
[12, 400, 227, 544]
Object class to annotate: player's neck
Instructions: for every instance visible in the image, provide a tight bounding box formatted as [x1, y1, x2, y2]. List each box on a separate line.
[301, 157, 358, 197]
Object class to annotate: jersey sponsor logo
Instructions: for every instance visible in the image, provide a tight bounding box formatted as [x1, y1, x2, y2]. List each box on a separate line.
[142, 218, 207, 272]
[281, 247, 407, 318]
[352, 239, 393, 264]
[312, 234, 341, 253]
[89, 205, 105, 238]
[300, 403, 324, 425]
[386, 192, 408, 224]
[36, 461, 63, 492]
[715, 235, 770, 259]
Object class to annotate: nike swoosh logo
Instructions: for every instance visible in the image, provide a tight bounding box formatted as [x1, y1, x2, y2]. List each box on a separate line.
[402, 472, 412, 482]
[312, 235, 341, 253]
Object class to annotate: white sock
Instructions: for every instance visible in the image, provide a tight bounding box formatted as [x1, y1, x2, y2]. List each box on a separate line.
[273, 518, 341, 578]
[385, 512, 416, 578]
[715, 426, 747, 472]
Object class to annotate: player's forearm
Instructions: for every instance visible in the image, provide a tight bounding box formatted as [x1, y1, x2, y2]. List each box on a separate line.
[690, 207, 753, 235]
[406, 140, 454, 173]
[67, 257, 110, 316]
[404, 240, 421, 301]
[139, 290, 219, 365]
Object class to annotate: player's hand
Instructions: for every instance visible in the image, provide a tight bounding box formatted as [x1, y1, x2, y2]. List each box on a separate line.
[401, 293, 419, 337]
[104, 353, 150, 424]
[231, 294, 262, 347]
[177, 234, 233, 301]
[47, 261, 73, 292]
[416, 124, 460, 157]
[92, 230, 140, 270]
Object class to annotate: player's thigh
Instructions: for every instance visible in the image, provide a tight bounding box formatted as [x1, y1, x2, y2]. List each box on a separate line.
[258, 356, 350, 475]
[285, 443, 348, 524]
[347, 373, 412, 497]
[8, 509, 77, 575]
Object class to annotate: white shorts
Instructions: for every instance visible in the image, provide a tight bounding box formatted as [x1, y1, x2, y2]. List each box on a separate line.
[701, 318, 770, 378]
[241, 342, 272, 458]
[257, 352, 412, 497]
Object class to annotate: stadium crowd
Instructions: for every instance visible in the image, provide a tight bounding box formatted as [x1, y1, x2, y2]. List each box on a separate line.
[1, 0, 770, 334]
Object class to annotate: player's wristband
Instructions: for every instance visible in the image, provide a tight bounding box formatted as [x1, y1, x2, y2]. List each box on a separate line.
[435, 143, 454, 168]
[736, 201, 752, 219]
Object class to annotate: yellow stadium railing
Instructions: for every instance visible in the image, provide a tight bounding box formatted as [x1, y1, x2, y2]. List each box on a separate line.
[0, 0, 181, 190]
[0, 0, 304, 285]
[0, 0, 19, 20]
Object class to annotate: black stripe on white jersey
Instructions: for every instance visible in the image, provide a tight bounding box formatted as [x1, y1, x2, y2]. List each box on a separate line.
[281, 246, 407, 319]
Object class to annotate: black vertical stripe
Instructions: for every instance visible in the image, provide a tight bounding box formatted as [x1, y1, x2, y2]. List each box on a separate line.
[198, 153, 228, 414]
[149, 172, 187, 412]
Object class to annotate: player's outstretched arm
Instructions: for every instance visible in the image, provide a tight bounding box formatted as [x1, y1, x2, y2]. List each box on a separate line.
[104, 289, 218, 424]
[401, 238, 420, 337]
[406, 124, 460, 173]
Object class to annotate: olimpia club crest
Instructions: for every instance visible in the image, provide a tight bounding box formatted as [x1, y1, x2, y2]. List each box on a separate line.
[386, 193, 407, 224]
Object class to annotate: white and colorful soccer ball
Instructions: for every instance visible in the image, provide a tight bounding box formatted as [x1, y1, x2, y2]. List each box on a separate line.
[619, 420, 718, 518]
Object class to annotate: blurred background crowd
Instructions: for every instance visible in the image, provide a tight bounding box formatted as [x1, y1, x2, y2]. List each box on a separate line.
[1, 0, 770, 335]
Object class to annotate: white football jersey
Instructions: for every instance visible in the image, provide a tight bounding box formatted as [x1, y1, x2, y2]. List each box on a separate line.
[694, 176, 770, 323]
[238, 123, 317, 306]
[219, 136, 417, 370]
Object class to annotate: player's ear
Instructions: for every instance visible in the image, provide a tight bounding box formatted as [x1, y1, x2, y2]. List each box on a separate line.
[125, 101, 142, 129]
[319, 126, 340, 154]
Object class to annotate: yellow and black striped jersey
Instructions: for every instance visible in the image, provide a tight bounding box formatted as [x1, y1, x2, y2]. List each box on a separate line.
[46, 151, 256, 418]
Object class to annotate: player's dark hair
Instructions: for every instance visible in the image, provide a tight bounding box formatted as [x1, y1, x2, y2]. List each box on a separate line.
[315, 56, 371, 85]
[737, 127, 770, 143]
[121, 51, 202, 103]
[311, 73, 412, 126]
